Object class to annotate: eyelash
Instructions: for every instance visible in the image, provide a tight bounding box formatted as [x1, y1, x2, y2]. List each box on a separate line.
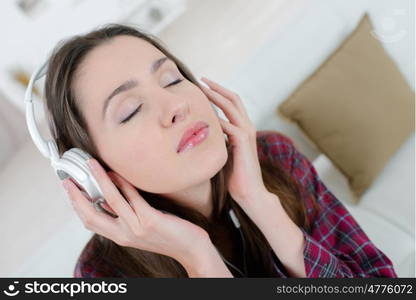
[120, 78, 184, 124]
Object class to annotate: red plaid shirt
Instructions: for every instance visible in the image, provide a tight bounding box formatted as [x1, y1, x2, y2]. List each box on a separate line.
[73, 130, 397, 278]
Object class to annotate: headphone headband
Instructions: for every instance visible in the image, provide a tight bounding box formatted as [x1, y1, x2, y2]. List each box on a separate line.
[24, 60, 58, 160]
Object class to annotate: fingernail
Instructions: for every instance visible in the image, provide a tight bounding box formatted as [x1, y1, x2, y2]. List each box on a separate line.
[62, 180, 70, 193]
[198, 78, 209, 89]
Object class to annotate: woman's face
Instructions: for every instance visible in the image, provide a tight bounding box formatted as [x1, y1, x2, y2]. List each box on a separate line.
[73, 35, 228, 193]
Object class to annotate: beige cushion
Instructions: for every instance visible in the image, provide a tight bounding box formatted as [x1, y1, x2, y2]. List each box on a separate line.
[277, 13, 415, 202]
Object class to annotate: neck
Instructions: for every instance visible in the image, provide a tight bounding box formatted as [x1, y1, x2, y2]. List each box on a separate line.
[161, 179, 213, 221]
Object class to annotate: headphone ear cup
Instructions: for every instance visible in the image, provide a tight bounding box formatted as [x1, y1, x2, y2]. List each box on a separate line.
[54, 148, 117, 218]
[70, 148, 92, 161]
[58, 148, 102, 201]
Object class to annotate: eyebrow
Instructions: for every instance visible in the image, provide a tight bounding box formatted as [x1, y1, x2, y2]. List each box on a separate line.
[102, 56, 170, 120]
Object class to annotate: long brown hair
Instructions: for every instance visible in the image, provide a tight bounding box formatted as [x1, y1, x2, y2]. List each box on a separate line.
[44, 24, 320, 277]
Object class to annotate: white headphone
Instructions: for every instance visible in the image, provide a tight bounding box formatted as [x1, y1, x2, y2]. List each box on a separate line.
[24, 60, 111, 216]
[25, 59, 248, 276]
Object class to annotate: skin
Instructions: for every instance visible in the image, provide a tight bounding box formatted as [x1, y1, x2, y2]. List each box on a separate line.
[72, 35, 228, 221]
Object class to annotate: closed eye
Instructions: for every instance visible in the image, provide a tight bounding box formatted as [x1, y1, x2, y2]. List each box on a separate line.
[165, 78, 184, 87]
[120, 104, 142, 124]
[120, 78, 184, 124]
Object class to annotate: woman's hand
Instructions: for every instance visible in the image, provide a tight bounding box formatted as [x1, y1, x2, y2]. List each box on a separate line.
[200, 77, 271, 210]
[62, 158, 210, 267]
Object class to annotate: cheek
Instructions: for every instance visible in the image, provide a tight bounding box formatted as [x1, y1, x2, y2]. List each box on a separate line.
[117, 139, 177, 190]
[194, 91, 218, 114]
[101, 136, 146, 176]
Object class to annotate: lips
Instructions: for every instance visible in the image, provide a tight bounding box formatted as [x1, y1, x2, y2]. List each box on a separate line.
[177, 121, 209, 153]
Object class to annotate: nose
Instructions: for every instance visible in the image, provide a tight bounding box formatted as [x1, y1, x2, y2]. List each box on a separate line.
[159, 92, 189, 127]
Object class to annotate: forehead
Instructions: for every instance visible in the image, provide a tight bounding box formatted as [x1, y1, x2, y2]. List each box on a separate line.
[77, 35, 162, 78]
[73, 35, 163, 105]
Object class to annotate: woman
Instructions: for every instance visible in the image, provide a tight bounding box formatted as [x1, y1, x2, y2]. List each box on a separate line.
[44, 24, 397, 278]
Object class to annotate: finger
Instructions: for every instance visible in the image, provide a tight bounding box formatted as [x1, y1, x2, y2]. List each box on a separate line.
[64, 178, 119, 235]
[218, 117, 244, 143]
[200, 84, 246, 128]
[108, 172, 153, 223]
[200, 77, 257, 140]
[219, 118, 258, 156]
[200, 77, 249, 119]
[87, 159, 137, 223]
